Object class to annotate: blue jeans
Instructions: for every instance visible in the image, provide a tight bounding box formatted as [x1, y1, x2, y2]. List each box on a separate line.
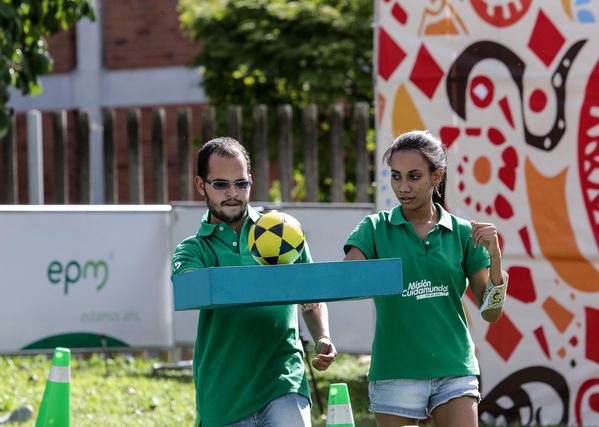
[369, 376, 480, 419]
[224, 393, 311, 427]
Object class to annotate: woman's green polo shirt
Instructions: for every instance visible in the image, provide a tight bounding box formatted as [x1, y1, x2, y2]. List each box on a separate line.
[344, 203, 489, 380]
[172, 206, 311, 426]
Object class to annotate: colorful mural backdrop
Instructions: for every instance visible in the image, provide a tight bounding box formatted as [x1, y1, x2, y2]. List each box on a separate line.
[375, 1, 599, 425]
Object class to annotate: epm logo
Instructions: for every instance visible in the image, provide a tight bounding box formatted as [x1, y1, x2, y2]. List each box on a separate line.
[47, 259, 109, 295]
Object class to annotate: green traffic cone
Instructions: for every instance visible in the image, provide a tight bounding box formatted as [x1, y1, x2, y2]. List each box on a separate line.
[326, 383, 355, 427]
[35, 347, 71, 427]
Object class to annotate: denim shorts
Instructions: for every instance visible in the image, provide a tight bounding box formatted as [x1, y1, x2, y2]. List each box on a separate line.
[224, 393, 311, 427]
[368, 376, 480, 419]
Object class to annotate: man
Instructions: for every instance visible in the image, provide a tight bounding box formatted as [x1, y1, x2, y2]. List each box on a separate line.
[172, 137, 337, 427]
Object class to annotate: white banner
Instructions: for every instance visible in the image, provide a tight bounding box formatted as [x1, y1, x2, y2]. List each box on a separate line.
[0, 206, 173, 352]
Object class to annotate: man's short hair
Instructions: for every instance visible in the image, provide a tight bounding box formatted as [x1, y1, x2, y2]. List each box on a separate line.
[197, 137, 251, 178]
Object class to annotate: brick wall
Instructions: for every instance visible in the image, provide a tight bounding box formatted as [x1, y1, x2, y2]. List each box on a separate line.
[47, 29, 77, 73]
[10, 105, 207, 204]
[9, 0, 210, 204]
[110, 104, 204, 203]
[46, 0, 201, 72]
[103, 0, 200, 69]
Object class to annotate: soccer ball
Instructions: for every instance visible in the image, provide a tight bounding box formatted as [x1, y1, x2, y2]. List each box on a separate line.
[248, 211, 305, 265]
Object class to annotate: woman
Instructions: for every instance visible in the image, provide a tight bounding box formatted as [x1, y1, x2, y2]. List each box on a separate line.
[344, 131, 508, 427]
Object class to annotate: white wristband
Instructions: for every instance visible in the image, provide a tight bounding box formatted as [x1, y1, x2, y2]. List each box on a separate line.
[480, 270, 509, 313]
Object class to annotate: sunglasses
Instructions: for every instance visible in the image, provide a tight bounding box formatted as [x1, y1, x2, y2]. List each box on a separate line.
[204, 178, 252, 191]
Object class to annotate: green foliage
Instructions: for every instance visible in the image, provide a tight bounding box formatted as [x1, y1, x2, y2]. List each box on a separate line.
[178, 0, 373, 109]
[291, 167, 306, 201]
[268, 179, 282, 202]
[0, 0, 95, 137]
[178, 0, 375, 203]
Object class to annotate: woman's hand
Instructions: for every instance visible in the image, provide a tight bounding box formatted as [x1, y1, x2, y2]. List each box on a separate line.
[471, 221, 501, 258]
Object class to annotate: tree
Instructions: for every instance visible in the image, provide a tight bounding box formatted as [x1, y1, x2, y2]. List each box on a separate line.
[178, 0, 373, 109]
[0, 0, 95, 137]
[179, 0, 375, 203]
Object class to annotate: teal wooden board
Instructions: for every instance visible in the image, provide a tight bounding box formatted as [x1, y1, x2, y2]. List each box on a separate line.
[172, 258, 403, 310]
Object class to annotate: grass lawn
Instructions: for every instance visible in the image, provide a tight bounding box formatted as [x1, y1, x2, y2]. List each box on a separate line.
[0, 351, 562, 426]
[1, 352, 375, 426]
[2, 353, 196, 426]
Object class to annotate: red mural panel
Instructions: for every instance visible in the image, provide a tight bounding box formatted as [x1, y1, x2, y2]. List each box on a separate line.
[376, 1, 599, 424]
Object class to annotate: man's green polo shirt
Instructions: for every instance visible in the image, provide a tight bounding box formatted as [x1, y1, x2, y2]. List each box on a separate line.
[172, 206, 311, 426]
[344, 203, 489, 380]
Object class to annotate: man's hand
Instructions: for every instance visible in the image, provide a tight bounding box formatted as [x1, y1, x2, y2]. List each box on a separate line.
[312, 336, 337, 371]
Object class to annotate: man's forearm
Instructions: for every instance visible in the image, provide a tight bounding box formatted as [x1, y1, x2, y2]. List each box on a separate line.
[301, 303, 331, 342]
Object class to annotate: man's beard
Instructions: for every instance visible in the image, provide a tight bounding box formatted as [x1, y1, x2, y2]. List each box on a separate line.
[205, 192, 247, 224]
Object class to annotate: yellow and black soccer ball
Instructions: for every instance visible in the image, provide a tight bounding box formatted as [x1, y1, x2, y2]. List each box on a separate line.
[248, 211, 305, 265]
